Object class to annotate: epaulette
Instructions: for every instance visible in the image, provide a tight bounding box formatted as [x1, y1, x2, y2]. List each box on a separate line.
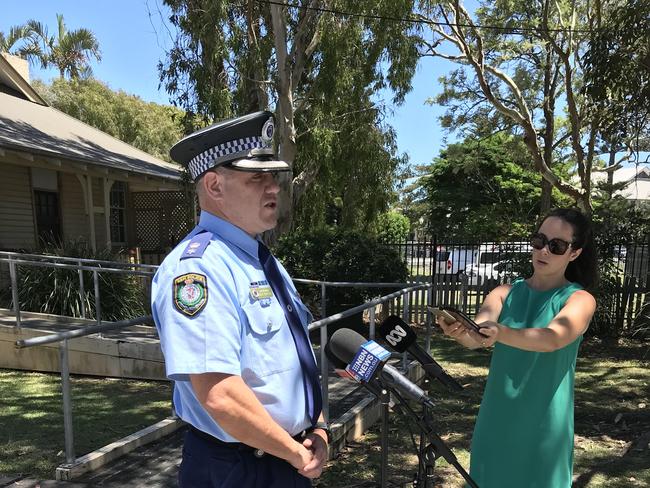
[180, 230, 213, 260]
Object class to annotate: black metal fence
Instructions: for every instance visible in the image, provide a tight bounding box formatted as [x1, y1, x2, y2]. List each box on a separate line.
[386, 236, 650, 335]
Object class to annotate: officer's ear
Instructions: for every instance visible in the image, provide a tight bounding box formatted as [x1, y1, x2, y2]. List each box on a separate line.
[199, 169, 225, 202]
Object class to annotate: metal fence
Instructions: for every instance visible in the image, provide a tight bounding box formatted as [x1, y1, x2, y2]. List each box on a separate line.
[0, 251, 156, 327]
[385, 236, 650, 332]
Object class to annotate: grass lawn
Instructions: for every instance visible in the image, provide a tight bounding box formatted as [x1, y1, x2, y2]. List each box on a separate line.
[316, 334, 650, 488]
[0, 370, 172, 480]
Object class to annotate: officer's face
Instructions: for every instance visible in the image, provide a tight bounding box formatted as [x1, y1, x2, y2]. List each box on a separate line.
[215, 168, 281, 236]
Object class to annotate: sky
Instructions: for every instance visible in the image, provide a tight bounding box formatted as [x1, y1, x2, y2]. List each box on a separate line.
[2, 0, 460, 169]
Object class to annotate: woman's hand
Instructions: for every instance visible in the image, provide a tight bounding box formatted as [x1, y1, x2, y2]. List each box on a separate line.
[467, 321, 499, 348]
[437, 312, 483, 349]
[437, 317, 467, 340]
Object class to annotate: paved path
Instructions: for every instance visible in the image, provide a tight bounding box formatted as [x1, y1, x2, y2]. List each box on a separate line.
[0, 309, 159, 343]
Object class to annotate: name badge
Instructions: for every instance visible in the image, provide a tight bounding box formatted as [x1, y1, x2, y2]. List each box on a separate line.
[249, 280, 273, 305]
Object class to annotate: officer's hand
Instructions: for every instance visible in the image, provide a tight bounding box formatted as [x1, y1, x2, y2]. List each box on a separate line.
[289, 442, 314, 473]
[299, 432, 328, 478]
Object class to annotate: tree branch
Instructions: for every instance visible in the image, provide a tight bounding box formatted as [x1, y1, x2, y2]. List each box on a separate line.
[290, 0, 321, 89]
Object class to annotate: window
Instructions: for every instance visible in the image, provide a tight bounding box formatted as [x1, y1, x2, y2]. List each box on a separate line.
[34, 190, 62, 245]
[110, 181, 127, 244]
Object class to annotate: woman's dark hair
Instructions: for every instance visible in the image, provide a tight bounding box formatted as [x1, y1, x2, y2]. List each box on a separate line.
[540, 208, 598, 289]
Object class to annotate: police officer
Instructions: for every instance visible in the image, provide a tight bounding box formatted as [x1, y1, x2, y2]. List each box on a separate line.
[152, 111, 329, 487]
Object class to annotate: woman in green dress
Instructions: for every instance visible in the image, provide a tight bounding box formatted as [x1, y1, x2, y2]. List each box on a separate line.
[439, 208, 598, 488]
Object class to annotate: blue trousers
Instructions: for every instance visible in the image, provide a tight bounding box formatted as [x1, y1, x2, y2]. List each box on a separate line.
[179, 428, 312, 488]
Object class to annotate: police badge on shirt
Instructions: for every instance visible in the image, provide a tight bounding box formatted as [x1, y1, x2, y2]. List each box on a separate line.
[173, 273, 208, 316]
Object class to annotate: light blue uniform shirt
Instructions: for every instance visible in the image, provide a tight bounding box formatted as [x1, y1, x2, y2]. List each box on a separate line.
[152, 210, 315, 442]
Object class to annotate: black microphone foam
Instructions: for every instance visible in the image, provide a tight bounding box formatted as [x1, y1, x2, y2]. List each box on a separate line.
[378, 315, 463, 392]
[328, 328, 367, 364]
[324, 339, 348, 369]
[378, 315, 417, 353]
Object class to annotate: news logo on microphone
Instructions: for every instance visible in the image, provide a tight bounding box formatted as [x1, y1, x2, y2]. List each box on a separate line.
[346, 340, 391, 383]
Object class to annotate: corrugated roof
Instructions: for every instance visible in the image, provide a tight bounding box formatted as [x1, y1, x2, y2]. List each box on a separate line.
[0, 55, 182, 180]
[0, 92, 182, 179]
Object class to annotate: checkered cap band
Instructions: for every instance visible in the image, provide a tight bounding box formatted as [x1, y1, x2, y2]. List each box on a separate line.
[187, 136, 267, 180]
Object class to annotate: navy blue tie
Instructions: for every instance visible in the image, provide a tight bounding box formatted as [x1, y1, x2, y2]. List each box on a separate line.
[258, 242, 322, 426]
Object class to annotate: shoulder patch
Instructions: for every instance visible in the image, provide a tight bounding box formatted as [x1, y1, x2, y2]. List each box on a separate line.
[181, 231, 213, 260]
[173, 273, 208, 316]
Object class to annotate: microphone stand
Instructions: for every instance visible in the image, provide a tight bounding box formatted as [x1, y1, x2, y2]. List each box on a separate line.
[379, 387, 390, 488]
[415, 380, 437, 488]
[389, 388, 480, 488]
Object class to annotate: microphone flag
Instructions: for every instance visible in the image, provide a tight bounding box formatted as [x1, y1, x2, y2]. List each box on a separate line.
[346, 340, 391, 383]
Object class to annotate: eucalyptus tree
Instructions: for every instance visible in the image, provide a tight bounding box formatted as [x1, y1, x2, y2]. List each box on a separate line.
[159, 0, 422, 236]
[583, 0, 650, 190]
[417, 0, 637, 214]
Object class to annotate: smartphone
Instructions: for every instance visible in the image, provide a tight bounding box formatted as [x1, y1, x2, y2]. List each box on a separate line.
[428, 306, 457, 324]
[428, 306, 488, 336]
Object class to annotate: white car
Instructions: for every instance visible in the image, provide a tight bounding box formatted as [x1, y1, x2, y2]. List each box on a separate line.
[461, 243, 531, 287]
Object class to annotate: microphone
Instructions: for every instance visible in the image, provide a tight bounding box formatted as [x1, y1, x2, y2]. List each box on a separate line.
[328, 328, 434, 408]
[324, 340, 385, 399]
[378, 315, 463, 392]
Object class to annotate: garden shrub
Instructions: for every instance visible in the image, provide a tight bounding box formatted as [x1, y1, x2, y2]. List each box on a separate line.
[12, 239, 148, 321]
[275, 228, 409, 319]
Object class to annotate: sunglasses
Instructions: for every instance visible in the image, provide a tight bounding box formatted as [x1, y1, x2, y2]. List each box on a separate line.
[530, 232, 572, 255]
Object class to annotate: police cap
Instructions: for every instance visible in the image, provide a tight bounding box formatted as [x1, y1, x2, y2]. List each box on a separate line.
[170, 111, 290, 181]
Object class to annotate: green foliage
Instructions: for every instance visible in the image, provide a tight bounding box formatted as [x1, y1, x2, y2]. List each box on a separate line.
[372, 211, 410, 243]
[0, 23, 45, 64]
[420, 134, 570, 239]
[592, 195, 650, 242]
[583, 0, 650, 143]
[292, 107, 409, 231]
[275, 228, 409, 314]
[160, 0, 421, 231]
[14, 239, 148, 321]
[590, 195, 650, 337]
[34, 78, 185, 162]
[22, 14, 101, 79]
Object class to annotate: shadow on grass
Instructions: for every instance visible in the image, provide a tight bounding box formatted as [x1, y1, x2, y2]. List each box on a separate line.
[573, 440, 650, 488]
[0, 370, 172, 479]
[318, 331, 649, 488]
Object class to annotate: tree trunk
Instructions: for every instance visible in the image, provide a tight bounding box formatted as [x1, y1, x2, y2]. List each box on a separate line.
[607, 148, 616, 198]
[540, 179, 552, 214]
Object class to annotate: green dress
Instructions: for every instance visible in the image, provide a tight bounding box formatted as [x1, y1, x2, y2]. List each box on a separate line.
[469, 278, 584, 488]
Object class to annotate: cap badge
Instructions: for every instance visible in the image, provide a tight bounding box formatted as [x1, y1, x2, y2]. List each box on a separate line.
[261, 117, 274, 145]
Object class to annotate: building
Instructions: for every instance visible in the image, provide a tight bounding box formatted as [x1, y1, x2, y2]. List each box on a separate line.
[592, 164, 650, 203]
[609, 165, 650, 202]
[0, 54, 191, 260]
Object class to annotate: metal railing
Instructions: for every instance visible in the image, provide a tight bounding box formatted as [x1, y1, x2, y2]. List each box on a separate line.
[6, 252, 435, 464]
[15, 315, 156, 465]
[0, 252, 155, 327]
[11, 277, 432, 466]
